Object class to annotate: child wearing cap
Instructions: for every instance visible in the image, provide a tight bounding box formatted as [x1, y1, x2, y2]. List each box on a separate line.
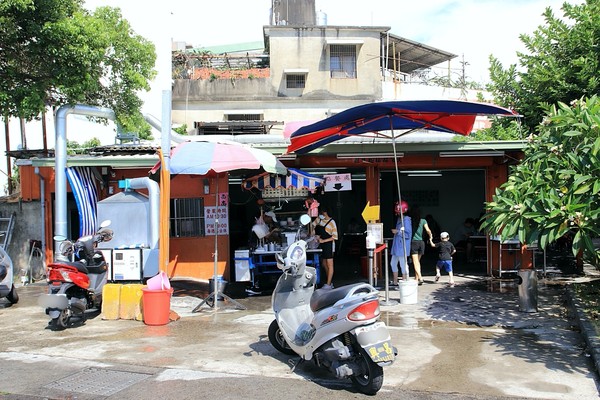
[429, 232, 456, 286]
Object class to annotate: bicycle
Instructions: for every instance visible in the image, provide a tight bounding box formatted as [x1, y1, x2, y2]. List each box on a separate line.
[28, 245, 45, 282]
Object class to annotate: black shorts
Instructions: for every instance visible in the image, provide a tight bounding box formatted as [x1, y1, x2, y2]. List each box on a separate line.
[320, 241, 334, 259]
[410, 240, 425, 256]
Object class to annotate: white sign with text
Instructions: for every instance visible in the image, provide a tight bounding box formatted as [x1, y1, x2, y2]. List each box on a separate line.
[323, 173, 352, 192]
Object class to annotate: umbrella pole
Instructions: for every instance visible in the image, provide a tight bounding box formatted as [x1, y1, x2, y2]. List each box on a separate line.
[389, 116, 409, 280]
[192, 173, 246, 312]
[213, 176, 219, 310]
[192, 174, 246, 313]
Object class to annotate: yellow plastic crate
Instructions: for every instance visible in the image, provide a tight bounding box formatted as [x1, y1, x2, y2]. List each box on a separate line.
[119, 284, 144, 321]
[101, 284, 122, 320]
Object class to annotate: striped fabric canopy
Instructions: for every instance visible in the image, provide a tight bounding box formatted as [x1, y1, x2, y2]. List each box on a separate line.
[65, 166, 98, 237]
[242, 168, 323, 192]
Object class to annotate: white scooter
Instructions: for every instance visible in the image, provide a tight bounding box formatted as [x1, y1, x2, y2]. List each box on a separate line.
[0, 245, 18, 305]
[268, 215, 396, 395]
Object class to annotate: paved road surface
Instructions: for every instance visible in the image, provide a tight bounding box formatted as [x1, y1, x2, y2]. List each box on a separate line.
[0, 270, 598, 399]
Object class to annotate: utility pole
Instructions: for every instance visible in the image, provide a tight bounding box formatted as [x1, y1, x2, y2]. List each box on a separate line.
[459, 54, 469, 100]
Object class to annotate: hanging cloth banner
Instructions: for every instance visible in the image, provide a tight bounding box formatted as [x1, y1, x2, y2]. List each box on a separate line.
[66, 166, 98, 237]
[242, 168, 323, 192]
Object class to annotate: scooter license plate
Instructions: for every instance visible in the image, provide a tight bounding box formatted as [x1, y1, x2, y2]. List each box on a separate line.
[38, 294, 68, 309]
[355, 322, 395, 364]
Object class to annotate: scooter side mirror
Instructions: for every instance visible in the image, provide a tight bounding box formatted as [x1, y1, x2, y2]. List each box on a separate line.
[53, 235, 67, 242]
[275, 253, 285, 270]
[99, 220, 111, 229]
[299, 214, 311, 226]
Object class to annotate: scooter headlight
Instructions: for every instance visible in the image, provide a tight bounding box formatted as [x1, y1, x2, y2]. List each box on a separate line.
[288, 244, 305, 262]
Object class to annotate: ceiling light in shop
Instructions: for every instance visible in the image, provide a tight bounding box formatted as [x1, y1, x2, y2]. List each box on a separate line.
[337, 153, 403, 159]
[401, 170, 440, 174]
[439, 151, 504, 157]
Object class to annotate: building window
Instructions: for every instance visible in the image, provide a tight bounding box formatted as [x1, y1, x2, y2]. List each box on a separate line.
[286, 74, 306, 88]
[330, 44, 357, 79]
[170, 198, 205, 237]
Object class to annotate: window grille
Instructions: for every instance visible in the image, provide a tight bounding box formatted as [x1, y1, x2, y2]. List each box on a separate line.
[225, 114, 262, 122]
[170, 198, 205, 237]
[286, 74, 306, 89]
[330, 45, 357, 78]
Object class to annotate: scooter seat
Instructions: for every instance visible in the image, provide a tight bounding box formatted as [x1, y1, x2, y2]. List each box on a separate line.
[64, 261, 88, 274]
[310, 285, 355, 312]
[86, 263, 107, 275]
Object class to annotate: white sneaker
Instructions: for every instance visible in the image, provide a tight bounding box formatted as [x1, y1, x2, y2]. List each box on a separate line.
[321, 284, 333, 290]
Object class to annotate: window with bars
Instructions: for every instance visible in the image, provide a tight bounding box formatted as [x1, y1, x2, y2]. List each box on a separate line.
[330, 44, 357, 79]
[286, 74, 306, 89]
[170, 198, 205, 237]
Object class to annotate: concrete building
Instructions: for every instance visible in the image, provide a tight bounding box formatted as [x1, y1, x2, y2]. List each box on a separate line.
[6, 1, 530, 284]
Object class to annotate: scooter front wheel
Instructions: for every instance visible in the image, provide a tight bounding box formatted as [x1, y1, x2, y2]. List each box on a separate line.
[351, 349, 384, 395]
[49, 309, 69, 331]
[268, 320, 296, 356]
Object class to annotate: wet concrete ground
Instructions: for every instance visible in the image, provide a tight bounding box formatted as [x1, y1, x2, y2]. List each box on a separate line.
[0, 264, 599, 399]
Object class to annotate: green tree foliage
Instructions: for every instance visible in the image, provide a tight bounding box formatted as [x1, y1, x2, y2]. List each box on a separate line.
[481, 96, 600, 263]
[67, 137, 101, 155]
[456, 119, 524, 141]
[0, 0, 156, 137]
[172, 124, 188, 136]
[486, 0, 600, 131]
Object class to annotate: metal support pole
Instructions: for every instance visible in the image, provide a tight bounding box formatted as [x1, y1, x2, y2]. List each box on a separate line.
[368, 248, 374, 287]
[380, 241, 397, 306]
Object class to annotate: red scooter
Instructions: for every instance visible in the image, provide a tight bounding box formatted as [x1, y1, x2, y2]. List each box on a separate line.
[39, 221, 113, 330]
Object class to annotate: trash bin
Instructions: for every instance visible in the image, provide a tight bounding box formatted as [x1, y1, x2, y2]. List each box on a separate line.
[208, 276, 227, 301]
[517, 270, 538, 312]
[142, 288, 173, 325]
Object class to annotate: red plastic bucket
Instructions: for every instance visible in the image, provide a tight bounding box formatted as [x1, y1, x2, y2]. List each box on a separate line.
[142, 288, 173, 326]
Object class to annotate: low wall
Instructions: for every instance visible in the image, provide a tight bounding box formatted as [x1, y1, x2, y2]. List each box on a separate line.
[0, 199, 43, 277]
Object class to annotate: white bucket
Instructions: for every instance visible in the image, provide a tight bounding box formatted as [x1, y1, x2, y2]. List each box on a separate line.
[399, 280, 418, 304]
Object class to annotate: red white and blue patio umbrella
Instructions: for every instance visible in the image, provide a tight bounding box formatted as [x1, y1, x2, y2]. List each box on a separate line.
[286, 99, 518, 283]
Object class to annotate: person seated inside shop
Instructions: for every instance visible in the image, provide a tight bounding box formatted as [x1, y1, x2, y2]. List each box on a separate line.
[262, 211, 282, 243]
[453, 217, 477, 262]
[249, 210, 282, 249]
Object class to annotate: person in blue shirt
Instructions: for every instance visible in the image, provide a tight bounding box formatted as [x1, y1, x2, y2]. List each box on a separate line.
[390, 201, 412, 285]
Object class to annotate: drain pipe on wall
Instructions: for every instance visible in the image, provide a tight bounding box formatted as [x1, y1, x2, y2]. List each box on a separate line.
[119, 177, 160, 249]
[54, 105, 116, 239]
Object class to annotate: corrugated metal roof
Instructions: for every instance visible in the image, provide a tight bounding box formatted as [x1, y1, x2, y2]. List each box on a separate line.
[383, 33, 457, 74]
[187, 41, 265, 55]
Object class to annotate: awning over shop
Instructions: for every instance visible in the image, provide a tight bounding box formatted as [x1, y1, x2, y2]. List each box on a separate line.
[242, 168, 323, 192]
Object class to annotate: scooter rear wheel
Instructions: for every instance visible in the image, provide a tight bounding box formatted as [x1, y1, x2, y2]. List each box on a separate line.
[268, 320, 296, 355]
[6, 284, 18, 304]
[351, 349, 384, 395]
[49, 309, 69, 331]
